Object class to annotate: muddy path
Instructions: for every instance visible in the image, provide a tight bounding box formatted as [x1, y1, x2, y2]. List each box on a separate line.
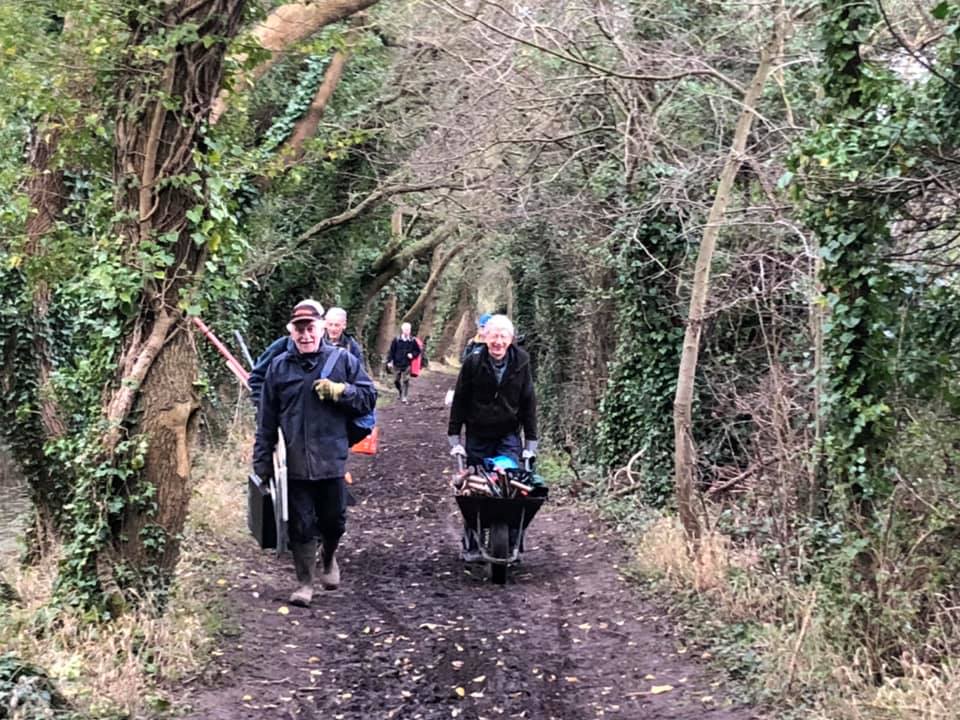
[176, 370, 764, 720]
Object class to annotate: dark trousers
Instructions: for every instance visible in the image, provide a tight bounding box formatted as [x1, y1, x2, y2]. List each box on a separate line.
[288, 477, 348, 548]
[393, 368, 411, 397]
[465, 433, 521, 468]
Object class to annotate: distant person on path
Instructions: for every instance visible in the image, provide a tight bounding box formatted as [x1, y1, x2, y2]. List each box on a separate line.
[386, 322, 421, 404]
[324, 306, 365, 367]
[248, 299, 325, 411]
[447, 314, 538, 560]
[461, 312, 491, 363]
[253, 301, 377, 606]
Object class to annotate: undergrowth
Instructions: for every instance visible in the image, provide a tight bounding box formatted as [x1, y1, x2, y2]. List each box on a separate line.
[0, 418, 250, 718]
[539, 454, 960, 720]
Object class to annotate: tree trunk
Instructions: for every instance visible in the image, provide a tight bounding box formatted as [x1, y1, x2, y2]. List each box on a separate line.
[672, 4, 788, 543]
[211, 0, 379, 123]
[373, 293, 398, 375]
[399, 242, 466, 326]
[434, 280, 474, 364]
[353, 218, 458, 333]
[413, 245, 448, 349]
[283, 50, 348, 164]
[98, 0, 246, 586]
[23, 125, 68, 555]
[120, 330, 200, 571]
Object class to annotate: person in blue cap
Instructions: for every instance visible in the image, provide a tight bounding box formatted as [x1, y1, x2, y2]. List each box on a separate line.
[460, 312, 492, 363]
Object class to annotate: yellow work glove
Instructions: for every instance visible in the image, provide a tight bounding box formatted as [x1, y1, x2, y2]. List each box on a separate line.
[314, 378, 346, 402]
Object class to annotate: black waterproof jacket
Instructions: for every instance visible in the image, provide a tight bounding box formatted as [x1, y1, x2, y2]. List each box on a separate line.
[253, 345, 376, 481]
[448, 344, 537, 442]
[387, 336, 421, 370]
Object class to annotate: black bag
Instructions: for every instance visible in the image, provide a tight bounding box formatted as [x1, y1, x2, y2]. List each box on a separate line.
[247, 473, 277, 549]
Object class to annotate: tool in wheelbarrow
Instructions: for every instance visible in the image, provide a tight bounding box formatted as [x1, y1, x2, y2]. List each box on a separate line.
[452, 454, 547, 585]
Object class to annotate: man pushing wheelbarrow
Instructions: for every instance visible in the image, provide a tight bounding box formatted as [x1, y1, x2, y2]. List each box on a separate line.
[447, 314, 546, 582]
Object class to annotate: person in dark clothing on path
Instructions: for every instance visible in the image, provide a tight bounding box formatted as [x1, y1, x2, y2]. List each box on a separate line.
[253, 301, 377, 606]
[324, 306, 365, 367]
[386, 322, 421, 404]
[248, 299, 325, 411]
[447, 314, 538, 561]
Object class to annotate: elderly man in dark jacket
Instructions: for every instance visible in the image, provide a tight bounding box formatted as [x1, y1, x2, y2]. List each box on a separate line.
[324, 306, 365, 366]
[447, 314, 537, 560]
[254, 301, 377, 606]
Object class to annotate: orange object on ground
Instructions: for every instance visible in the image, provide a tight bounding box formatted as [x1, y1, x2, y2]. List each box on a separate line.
[350, 426, 379, 455]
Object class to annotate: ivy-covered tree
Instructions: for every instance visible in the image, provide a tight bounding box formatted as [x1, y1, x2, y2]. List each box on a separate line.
[1, 0, 250, 610]
[595, 215, 686, 507]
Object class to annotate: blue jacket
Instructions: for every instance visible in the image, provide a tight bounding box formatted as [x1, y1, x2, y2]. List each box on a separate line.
[248, 336, 291, 410]
[253, 345, 377, 481]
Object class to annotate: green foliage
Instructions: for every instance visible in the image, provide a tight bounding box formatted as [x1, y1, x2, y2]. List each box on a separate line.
[594, 215, 686, 507]
[791, 0, 900, 510]
[779, 0, 960, 672]
[509, 225, 584, 444]
[0, 0, 264, 612]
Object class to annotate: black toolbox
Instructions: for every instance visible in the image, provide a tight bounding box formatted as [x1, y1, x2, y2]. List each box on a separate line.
[247, 473, 276, 549]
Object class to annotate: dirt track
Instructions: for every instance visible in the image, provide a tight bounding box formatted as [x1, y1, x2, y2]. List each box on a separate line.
[176, 370, 764, 719]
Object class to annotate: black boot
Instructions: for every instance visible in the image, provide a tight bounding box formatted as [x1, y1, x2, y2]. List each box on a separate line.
[318, 540, 340, 590]
[461, 529, 482, 562]
[289, 540, 317, 606]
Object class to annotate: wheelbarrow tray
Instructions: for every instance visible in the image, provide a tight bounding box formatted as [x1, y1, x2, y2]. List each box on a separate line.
[455, 494, 546, 533]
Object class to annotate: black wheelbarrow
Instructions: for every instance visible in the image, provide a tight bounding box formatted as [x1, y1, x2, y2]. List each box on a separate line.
[453, 458, 547, 585]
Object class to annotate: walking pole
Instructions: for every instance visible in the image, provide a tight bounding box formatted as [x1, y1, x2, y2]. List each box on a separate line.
[234, 329, 256, 370]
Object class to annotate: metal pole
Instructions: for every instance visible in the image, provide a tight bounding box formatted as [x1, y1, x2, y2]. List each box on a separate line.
[191, 316, 249, 387]
[233, 329, 256, 370]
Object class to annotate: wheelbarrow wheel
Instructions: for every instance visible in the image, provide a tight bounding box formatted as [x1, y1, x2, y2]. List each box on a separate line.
[490, 522, 509, 585]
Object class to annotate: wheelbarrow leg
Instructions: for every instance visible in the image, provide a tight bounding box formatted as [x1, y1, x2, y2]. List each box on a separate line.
[490, 522, 509, 585]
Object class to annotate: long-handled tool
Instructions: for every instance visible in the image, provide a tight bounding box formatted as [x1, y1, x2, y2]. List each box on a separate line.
[192, 317, 250, 387]
[192, 316, 290, 555]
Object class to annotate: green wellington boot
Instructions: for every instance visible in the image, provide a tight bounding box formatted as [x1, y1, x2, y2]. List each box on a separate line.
[289, 540, 317, 606]
[318, 543, 340, 590]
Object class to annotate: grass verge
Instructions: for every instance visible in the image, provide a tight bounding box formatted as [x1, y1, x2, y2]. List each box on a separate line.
[0, 424, 251, 718]
[539, 455, 960, 720]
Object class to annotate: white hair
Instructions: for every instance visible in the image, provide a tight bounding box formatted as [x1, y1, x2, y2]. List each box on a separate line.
[484, 314, 514, 337]
[401, 322, 412, 333]
[326, 307, 347, 322]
